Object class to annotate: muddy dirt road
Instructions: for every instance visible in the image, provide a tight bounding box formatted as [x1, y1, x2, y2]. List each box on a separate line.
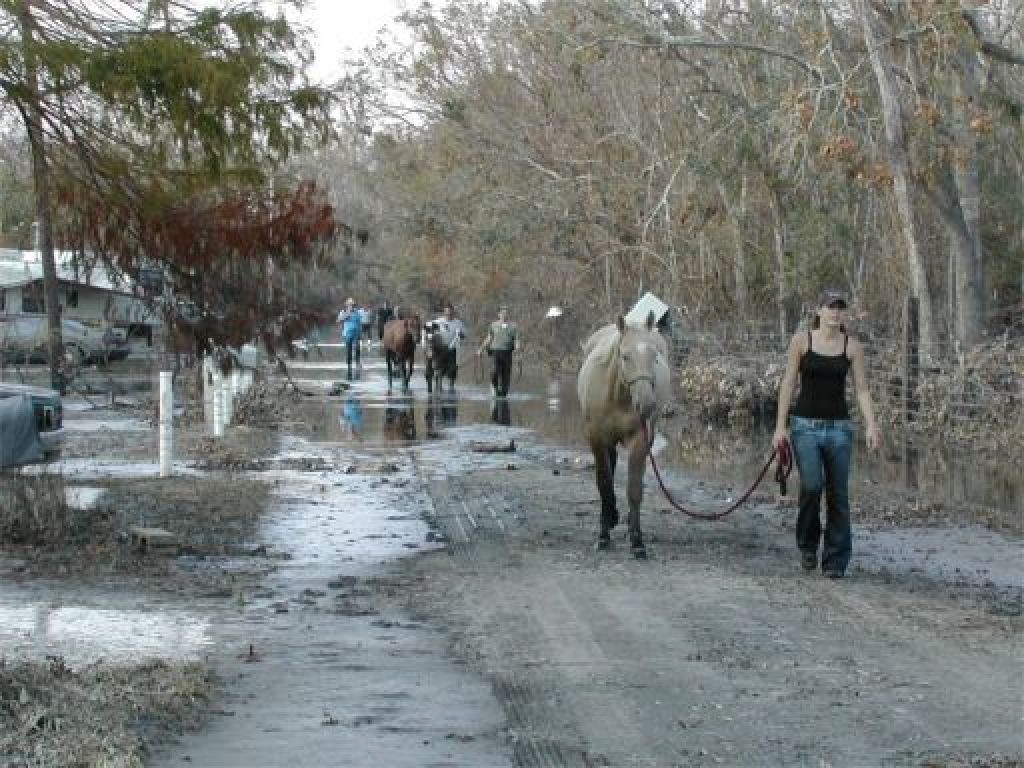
[408, 454, 1022, 767]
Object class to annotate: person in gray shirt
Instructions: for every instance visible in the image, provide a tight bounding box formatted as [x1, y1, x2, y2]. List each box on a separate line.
[476, 305, 519, 397]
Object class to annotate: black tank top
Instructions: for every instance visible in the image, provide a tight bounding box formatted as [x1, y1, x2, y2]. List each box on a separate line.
[792, 330, 851, 420]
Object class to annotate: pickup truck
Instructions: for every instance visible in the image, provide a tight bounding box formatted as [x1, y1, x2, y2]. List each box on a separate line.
[0, 315, 124, 365]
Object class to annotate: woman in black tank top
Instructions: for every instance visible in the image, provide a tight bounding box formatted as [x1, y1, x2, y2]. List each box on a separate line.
[773, 290, 881, 579]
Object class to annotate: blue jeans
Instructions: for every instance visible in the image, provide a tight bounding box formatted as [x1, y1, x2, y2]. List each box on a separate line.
[344, 333, 361, 370]
[790, 416, 854, 573]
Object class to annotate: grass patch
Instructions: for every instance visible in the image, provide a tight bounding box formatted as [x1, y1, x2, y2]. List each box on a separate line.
[0, 657, 212, 768]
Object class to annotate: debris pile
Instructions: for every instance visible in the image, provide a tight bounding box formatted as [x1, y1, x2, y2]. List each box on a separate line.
[910, 339, 1024, 458]
[233, 379, 303, 427]
[676, 359, 784, 424]
[0, 657, 211, 767]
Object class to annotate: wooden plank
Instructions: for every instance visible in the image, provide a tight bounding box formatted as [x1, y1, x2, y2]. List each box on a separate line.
[469, 439, 516, 453]
[129, 526, 177, 553]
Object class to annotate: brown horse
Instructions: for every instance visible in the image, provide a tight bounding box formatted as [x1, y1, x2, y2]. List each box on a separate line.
[382, 314, 421, 393]
[577, 312, 671, 558]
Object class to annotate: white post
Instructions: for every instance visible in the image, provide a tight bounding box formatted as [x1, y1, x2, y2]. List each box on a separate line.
[230, 369, 242, 413]
[203, 355, 214, 424]
[221, 374, 233, 426]
[159, 371, 173, 476]
[212, 367, 224, 437]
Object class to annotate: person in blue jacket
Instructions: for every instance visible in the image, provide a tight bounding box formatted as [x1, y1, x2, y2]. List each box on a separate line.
[337, 297, 363, 378]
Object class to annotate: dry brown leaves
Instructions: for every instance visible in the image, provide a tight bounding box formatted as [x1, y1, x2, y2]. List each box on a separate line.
[233, 379, 304, 427]
[676, 358, 786, 425]
[0, 657, 211, 768]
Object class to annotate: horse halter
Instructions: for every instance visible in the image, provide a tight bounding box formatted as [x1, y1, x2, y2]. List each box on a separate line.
[622, 373, 656, 391]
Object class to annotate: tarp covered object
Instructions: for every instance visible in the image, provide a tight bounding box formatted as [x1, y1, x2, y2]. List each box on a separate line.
[0, 393, 44, 467]
[625, 292, 670, 328]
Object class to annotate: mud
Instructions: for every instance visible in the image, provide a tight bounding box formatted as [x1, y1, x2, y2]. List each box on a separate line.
[402, 458, 1022, 768]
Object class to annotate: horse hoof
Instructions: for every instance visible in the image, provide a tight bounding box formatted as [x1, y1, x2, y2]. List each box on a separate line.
[595, 537, 612, 551]
[632, 546, 647, 560]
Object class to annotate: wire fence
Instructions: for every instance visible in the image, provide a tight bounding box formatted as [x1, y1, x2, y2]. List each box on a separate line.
[671, 301, 1024, 451]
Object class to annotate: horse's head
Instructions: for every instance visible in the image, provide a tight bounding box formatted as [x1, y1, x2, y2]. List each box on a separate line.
[616, 311, 666, 421]
[425, 320, 452, 349]
[404, 314, 421, 341]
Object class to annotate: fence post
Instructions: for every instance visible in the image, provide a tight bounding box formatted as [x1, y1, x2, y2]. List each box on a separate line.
[159, 371, 173, 477]
[904, 295, 920, 425]
[212, 365, 224, 438]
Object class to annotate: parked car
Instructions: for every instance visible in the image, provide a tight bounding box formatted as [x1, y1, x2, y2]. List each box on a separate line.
[0, 315, 121, 365]
[0, 381, 65, 456]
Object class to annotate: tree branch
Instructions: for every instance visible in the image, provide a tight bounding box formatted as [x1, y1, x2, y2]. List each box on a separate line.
[583, 34, 824, 83]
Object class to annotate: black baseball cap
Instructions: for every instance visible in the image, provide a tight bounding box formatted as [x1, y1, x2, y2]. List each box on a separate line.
[819, 289, 849, 308]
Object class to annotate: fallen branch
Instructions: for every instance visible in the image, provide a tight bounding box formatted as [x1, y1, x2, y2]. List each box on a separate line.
[470, 439, 516, 453]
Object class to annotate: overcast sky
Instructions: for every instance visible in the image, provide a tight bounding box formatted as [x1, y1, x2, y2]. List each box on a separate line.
[291, 0, 410, 82]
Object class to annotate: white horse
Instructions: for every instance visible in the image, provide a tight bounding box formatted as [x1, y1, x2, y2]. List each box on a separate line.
[577, 312, 672, 558]
[423, 320, 458, 393]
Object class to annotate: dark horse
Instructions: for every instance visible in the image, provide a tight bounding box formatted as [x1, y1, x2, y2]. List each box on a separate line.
[577, 312, 671, 558]
[382, 314, 421, 393]
[423, 320, 458, 394]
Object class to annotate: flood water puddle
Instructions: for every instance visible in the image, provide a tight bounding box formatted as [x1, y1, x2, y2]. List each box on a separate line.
[292, 350, 1022, 527]
[65, 485, 106, 509]
[0, 599, 211, 664]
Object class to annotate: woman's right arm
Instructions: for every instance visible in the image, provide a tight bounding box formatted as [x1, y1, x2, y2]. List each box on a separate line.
[773, 333, 804, 450]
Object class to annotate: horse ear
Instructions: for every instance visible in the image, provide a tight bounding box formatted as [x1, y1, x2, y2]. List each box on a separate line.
[616, 315, 626, 333]
[646, 310, 655, 331]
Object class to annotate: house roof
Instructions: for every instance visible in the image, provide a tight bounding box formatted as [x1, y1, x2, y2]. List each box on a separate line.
[0, 250, 135, 295]
[625, 292, 670, 327]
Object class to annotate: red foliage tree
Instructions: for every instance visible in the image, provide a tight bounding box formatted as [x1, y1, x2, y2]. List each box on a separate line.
[56, 176, 345, 360]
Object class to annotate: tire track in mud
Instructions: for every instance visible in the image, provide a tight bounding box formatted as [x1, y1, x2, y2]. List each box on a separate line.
[422, 470, 599, 768]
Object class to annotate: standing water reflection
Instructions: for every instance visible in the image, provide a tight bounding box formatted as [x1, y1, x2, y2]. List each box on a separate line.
[340, 395, 363, 439]
[383, 394, 417, 441]
[490, 398, 511, 426]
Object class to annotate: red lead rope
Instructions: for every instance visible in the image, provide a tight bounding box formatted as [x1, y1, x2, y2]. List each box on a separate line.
[642, 421, 794, 522]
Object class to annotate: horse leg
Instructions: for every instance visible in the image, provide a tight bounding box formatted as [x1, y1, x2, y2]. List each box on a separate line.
[425, 355, 434, 394]
[386, 351, 394, 393]
[592, 439, 618, 550]
[606, 444, 619, 528]
[625, 433, 648, 559]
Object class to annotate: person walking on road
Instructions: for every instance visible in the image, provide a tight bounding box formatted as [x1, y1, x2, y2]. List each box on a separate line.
[338, 297, 363, 379]
[773, 288, 881, 580]
[436, 303, 467, 351]
[476, 304, 519, 397]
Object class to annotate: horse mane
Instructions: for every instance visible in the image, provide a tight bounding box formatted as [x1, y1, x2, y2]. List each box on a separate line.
[581, 324, 625, 404]
[581, 324, 621, 366]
